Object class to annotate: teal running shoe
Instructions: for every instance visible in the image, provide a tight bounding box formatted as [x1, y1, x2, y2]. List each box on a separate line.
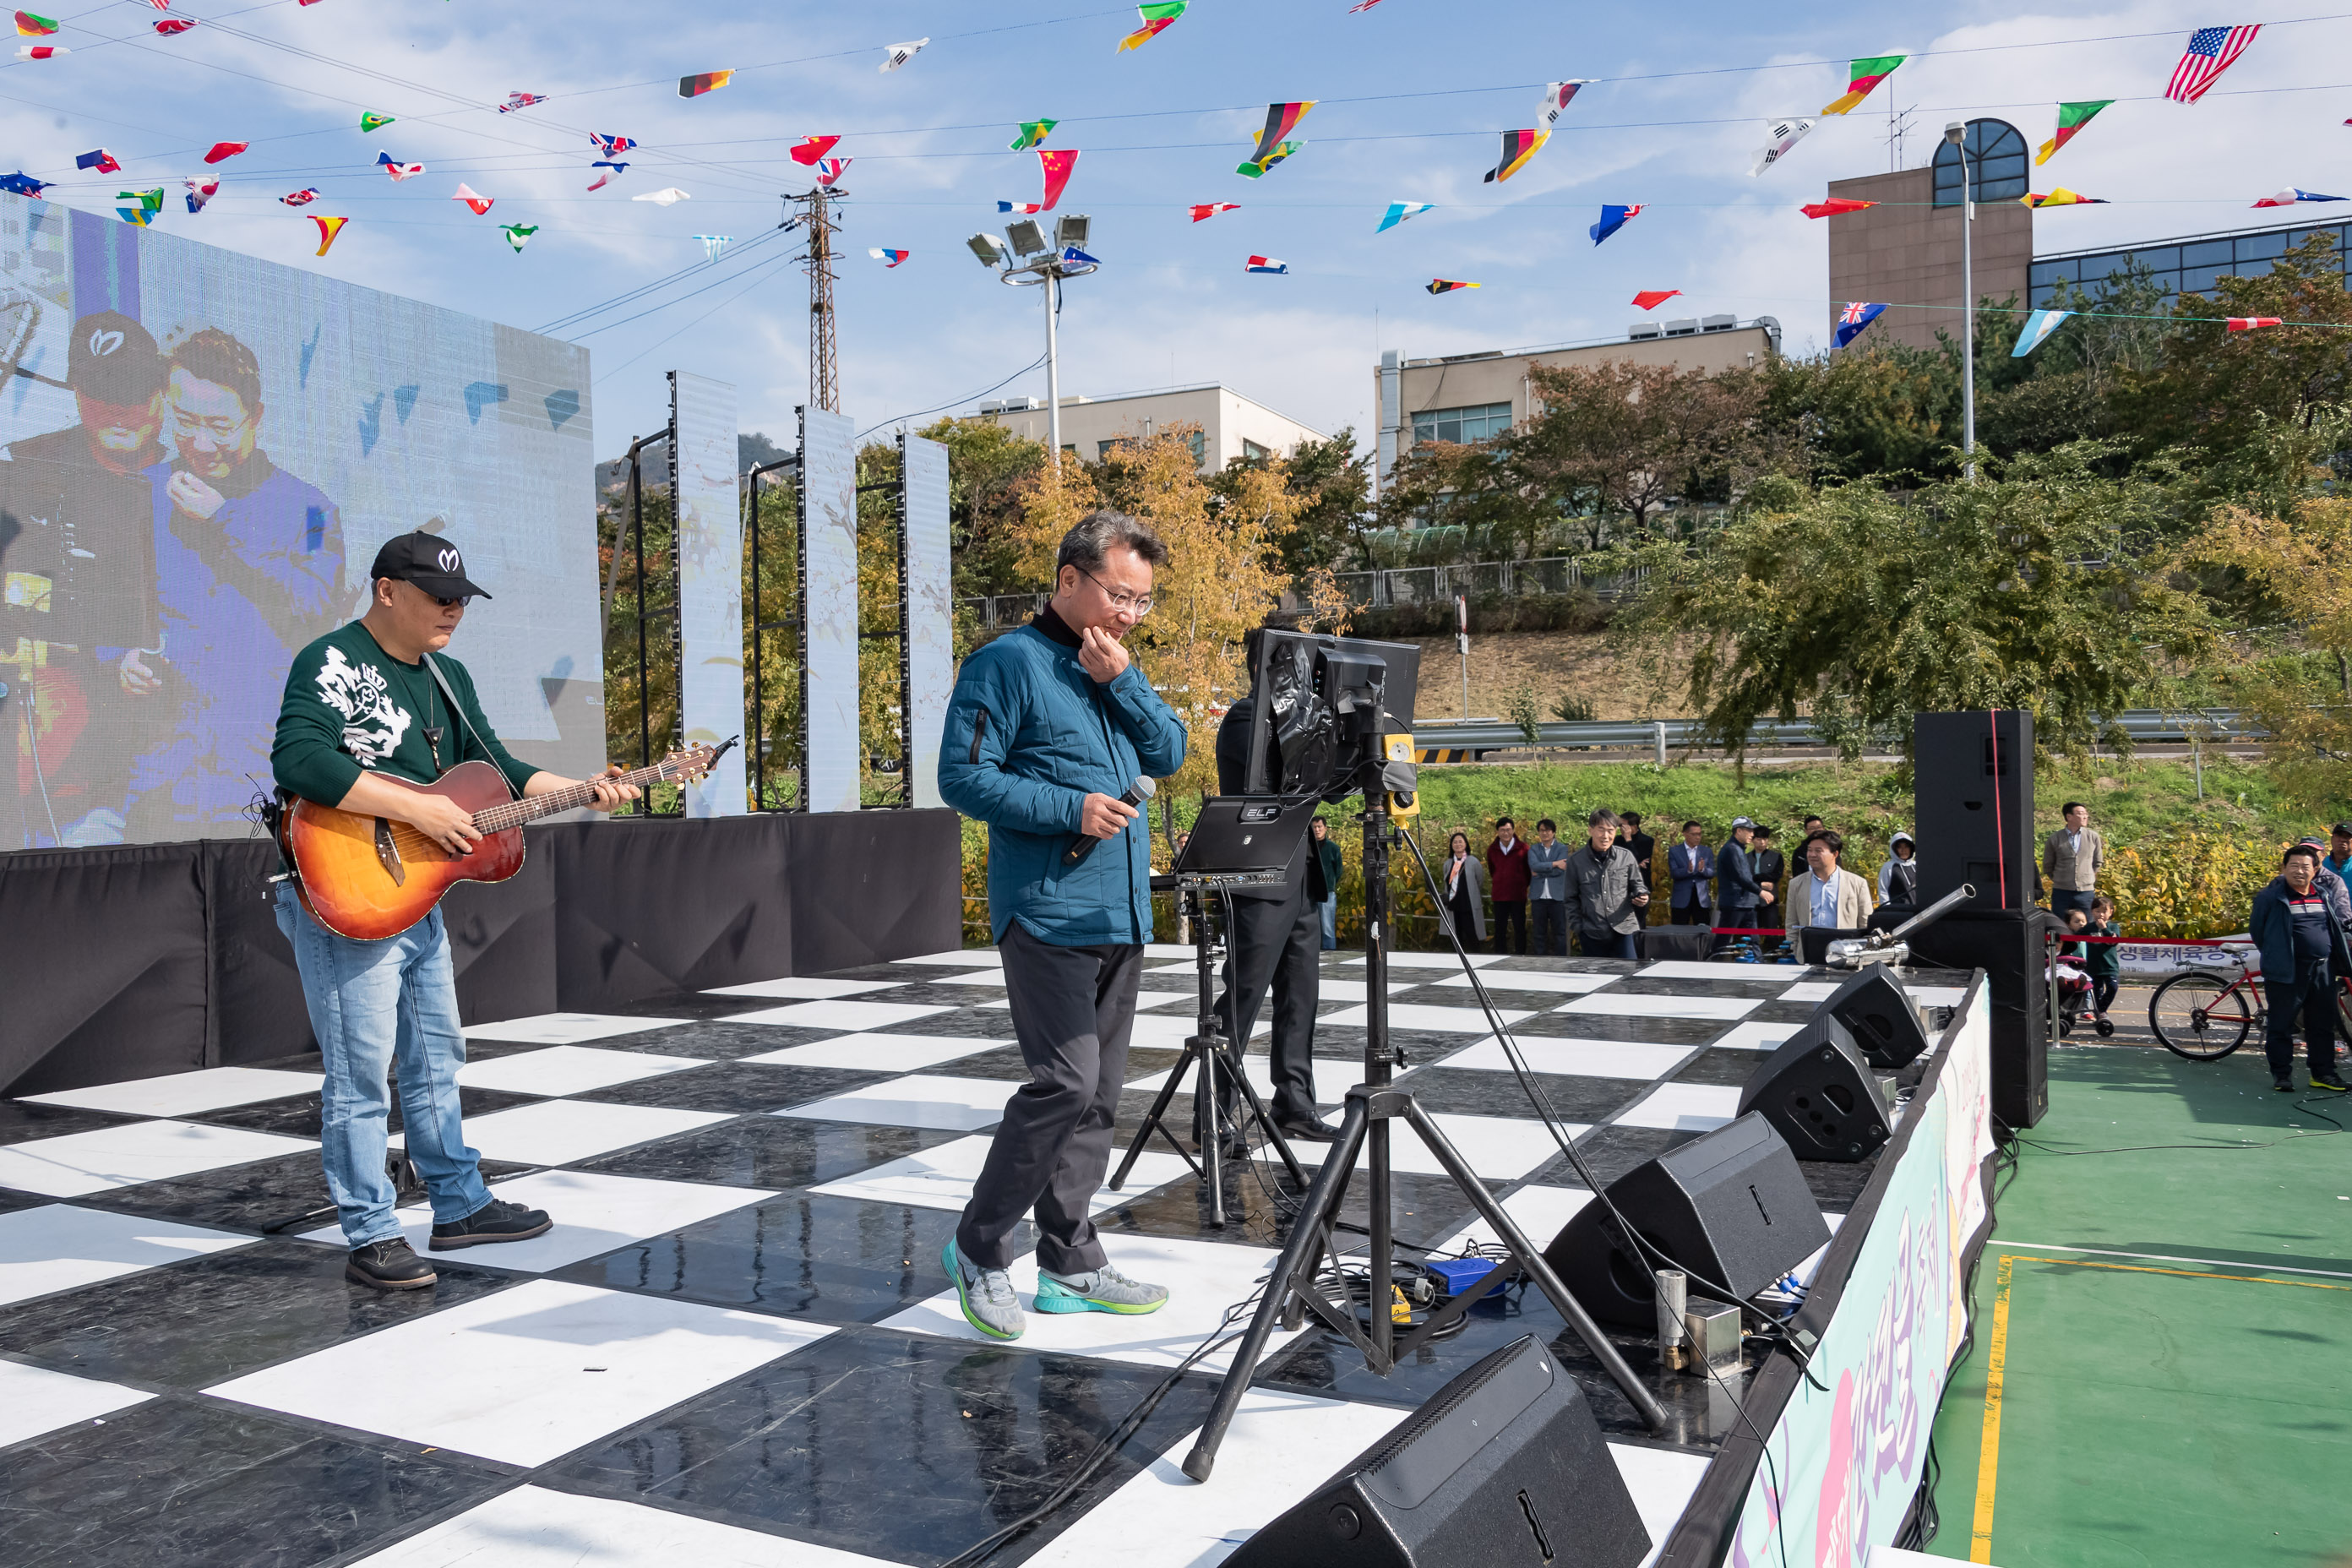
[943, 1239, 1024, 1340]
[1033, 1263, 1169, 1316]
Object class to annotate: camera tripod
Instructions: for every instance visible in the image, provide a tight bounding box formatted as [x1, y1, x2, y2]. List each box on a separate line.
[1109, 871, 1304, 1225]
[1181, 781, 1666, 1481]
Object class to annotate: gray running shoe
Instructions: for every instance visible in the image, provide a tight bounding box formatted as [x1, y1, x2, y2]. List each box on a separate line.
[944, 1239, 1024, 1340]
[1034, 1262, 1169, 1315]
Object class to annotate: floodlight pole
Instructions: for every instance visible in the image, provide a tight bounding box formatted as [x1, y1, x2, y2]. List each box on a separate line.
[1946, 121, 1977, 479]
[1044, 270, 1062, 467]
[976, 222, 1095, 471]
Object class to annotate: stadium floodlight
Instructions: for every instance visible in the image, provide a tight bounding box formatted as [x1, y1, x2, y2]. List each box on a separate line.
[983, 219, 1107, 469]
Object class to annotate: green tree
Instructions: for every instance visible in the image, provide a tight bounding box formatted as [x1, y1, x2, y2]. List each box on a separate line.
[1211, 426, 1372, 574]
[1600, 445, 2214, 770]
[2115, 232, 2352, 466]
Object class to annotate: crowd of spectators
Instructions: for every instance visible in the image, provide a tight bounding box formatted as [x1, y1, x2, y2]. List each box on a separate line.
[1410, 807, 1926, 960]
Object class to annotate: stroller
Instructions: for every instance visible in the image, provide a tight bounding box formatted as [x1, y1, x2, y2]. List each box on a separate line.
[2049, 933, 2112, 1038]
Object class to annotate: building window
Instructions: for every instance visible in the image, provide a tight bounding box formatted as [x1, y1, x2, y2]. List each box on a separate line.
[1241, 438, 1270, 462]
[1186, 429, 1205, 464]
[1097, 439, 1122, 460]
[1411, 401, 1512, 447]
[1930, 119, 2028, 206]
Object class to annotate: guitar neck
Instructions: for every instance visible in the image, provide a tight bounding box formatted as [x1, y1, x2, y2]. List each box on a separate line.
[469, 760, 680, 834]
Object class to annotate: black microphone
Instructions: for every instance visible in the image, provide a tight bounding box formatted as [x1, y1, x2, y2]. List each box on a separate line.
[1064, 775, 1157, 866]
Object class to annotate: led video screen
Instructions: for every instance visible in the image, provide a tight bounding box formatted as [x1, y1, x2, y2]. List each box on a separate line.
[0, 199, 602, 850]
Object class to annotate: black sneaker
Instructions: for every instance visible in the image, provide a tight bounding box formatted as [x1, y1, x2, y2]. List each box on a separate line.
[2310, 1075, 2350, 1094]
[429, 1197, 553, 1250]
[347, 1238, 437, 1290]
[2273, 1077, 2296, 1092]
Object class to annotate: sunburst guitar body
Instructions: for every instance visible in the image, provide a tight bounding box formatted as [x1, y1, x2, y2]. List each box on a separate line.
[279, 741, 731, 941]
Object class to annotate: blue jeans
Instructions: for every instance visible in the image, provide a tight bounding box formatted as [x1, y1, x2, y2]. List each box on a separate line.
[1319, 896, 1337, 950]
[273, 885, 490, 1247]
[1577, 928, 1637, 961]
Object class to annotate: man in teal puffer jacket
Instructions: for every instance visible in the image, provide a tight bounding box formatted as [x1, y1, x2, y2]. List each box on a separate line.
[937, 509, 1189, 1341]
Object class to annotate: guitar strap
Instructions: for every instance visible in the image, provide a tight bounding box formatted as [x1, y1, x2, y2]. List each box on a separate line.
[420, 651, 497, 776]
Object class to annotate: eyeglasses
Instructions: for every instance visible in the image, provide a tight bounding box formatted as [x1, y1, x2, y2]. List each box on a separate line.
[1075, 564, 1153, 617]
[433, 595, 474, 609]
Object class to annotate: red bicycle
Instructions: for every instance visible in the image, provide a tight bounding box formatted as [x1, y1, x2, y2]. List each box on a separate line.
[2148, 950, 2352, 1060]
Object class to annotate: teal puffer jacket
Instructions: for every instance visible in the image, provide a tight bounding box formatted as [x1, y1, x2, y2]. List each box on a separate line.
[939, 620, 1187, 945]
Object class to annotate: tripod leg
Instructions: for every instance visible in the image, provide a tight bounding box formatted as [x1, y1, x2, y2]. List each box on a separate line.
[1398, 1099, 1669, 1434]
[1108, 1043, 1195, 1191]
[1180, 1096, 1370, 1484]
[1199, 1038, 1225, 1228]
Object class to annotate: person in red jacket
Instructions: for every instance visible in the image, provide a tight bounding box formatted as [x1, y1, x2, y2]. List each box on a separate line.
[1486, 816, 1531, 954]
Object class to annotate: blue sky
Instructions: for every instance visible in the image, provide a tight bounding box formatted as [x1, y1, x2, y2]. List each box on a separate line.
[8, 1, 2347, 455]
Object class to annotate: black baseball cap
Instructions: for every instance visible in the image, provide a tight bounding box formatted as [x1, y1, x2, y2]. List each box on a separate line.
[369, 530, 492, 600]
[68, 310, 165, 406]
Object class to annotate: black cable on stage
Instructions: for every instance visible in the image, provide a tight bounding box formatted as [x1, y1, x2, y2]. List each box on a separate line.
[1392, 825, 1826, 1385]
[935, 1279, 1271, 1568]
[1391, 822, 1822, 1568]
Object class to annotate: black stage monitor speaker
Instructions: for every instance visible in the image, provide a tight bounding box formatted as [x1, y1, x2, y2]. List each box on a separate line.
[1823, 966, 1932, 1069]
[1914, 709, 2035, 914]
[1905, 910, 2052, 1129]
[1636, 925, 1715, 964]
[1737, 1013, 1892, 1162]
[1224, 1333, 1650, 1568]
[1542, 1112, 1831, 1330]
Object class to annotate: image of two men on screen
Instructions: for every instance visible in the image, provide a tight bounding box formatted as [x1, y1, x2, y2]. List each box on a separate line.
[0, 310, 344, 850]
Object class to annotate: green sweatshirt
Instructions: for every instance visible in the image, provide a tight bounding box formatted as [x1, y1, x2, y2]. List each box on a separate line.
[271, 620, 538, 806]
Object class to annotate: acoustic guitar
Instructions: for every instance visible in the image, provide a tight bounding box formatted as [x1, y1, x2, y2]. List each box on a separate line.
[278, 739, 733, 941]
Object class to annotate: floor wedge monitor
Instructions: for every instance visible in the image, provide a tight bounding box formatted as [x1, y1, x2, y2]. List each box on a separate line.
[1542, 1112, 1831, 1330]
[1823, 965, 1932, 1069]
[1222, 1333, 1650, 1568]
[1738, 1012, 1892, 1162]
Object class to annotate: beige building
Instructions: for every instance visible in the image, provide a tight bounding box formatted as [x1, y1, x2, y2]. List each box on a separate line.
[1375, 318, 1781, 494]
[1825, 119, 2033, 355]
[975, 382, 1324, 471]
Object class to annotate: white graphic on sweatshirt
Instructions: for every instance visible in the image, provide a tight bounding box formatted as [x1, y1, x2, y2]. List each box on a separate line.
[313, 644, 411, 766]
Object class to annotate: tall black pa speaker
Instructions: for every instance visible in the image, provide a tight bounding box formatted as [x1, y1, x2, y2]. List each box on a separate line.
[1822, 966, 1933, 1069]
[1914, 710, 2035, 914]
[1223, 1334, 1651, 1568]
[1906, 910, 2053, 1129]
[1738, 1013, 1892, 1162]
[1543, 1112, 1831, 1330]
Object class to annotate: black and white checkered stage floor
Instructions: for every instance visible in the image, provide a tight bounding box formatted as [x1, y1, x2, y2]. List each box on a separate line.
[0, 946, 1966, 1566]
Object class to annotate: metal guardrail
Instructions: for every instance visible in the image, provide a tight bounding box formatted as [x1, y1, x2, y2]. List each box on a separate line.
[1406, 710, 2251, 753]
[1331, 558, 1649, 609]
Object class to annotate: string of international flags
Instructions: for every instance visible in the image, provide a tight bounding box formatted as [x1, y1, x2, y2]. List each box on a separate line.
[0, 1, 2337, 357]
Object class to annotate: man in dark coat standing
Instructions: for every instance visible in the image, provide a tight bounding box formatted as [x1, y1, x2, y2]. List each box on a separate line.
[2251, 844, 2352, 1095]
[1486, 817, 1531, 954]
[1714, 817, 1766, 947]
[1617, 810, 1658, 921]
[1204, 653, 1339, 1148]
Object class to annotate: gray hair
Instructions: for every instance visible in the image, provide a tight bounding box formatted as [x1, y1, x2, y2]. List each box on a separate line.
[1587, 807, 1620, 830]
[1057, 508, 1168, 577]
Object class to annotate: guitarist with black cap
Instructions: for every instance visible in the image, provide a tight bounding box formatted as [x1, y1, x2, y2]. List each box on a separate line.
[270, 529, 640, 1290]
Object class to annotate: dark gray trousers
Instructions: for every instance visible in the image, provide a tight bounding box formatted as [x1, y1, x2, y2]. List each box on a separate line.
[1203, 882, 1322, 1135]
[956, 922, 1143, 1273]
